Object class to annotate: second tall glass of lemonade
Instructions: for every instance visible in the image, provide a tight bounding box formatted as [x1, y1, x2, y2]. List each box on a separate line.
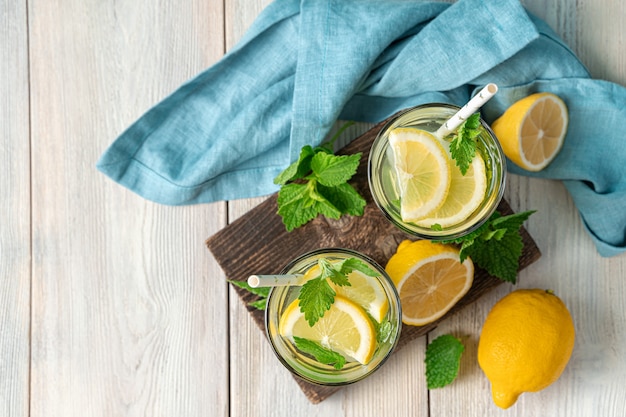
[368, 103, 506, 240]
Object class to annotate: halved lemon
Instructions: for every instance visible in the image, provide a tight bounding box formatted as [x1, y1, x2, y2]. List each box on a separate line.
[385, 240, 474, 326]
[415, 153, 487, 228]
[389, 128, 451, 222]
[279, 296, 376, 365]
[492, 92, 568, 172]
[330, 270, 389, 323]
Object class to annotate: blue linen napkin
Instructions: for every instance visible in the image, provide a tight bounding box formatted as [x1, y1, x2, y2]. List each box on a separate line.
[97, 0, 626, 257]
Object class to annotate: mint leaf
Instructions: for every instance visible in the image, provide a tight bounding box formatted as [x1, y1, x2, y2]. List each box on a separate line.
[320, 258, 351, 287]
[293, 336, 346, 370]
[425, 334, 465, 389]
[228, 280, 269, 310]
[298, 276, 336, 326]
[376, 318, 393, 344]
[248, 298, 267, 310]
[461, 210, 536, 283]
[311, 152, 361, 187]
[339, 257, 379, 277]
[317, 182, 366, 217]
[276, 183, 321, 232]
[436, 210, 535, 283]
[449, 113, 481, 175]
[274, 145, 316, 185]
[297, 257, 366, 326]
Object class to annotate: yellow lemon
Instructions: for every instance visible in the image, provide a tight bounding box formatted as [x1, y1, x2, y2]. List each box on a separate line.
[389, 128, 451, 221]
[279, 296, 376, 365]
[478, 289, 575, 409]
[415, 152, 487, 228]
[491, 92, 568, 172]
[385, 240, 474, 326]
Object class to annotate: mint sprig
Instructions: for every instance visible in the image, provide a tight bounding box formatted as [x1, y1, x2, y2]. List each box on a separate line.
[293, 336, 346, 370]
[298, 257, 379, 326]
[437, 210, 536, 283]
[425, 334, 465, 389]
[228, 280, 270, 310]
[449, 113, 481, 175]
[274, 126, 366, 231]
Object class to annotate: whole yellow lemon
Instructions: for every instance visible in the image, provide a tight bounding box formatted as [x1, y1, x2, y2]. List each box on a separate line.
[477, 289, 575, 409]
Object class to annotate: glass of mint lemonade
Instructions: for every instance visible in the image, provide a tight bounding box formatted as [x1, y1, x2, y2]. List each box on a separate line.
[368, 103, 506, 240]
[265, 248, 402, 386]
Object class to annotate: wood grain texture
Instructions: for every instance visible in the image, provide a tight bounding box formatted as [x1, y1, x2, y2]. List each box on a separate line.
[0, 1, 30, 417]
[2, 0, 625, 416]
[207, 116, 541, 403]
[27, 0, 228, 416]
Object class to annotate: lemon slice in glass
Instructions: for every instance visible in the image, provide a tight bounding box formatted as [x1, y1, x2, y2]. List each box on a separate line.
[330, 270, 389, 323]
[389, 128, 451, 222]
[415, 153, 487, 228]
[279, 296, 376, 365]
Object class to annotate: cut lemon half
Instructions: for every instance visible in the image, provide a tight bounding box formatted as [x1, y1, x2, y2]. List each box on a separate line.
[330, 270, 389, 323]
[385, 240, 474, 326]
[389, 128, 451, 222]
[492, 92, 568, 172]
[415, 153, 487, 228]
[279, 296, 376, 365]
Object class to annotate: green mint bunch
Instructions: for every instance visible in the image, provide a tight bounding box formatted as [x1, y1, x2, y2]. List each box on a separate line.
[449, 113, 481, 175]
[274, 143, 366, 232]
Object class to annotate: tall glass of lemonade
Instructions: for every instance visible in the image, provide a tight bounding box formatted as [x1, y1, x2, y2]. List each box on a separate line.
[265, 248, 402, 386]
[368, 103, 506, 240]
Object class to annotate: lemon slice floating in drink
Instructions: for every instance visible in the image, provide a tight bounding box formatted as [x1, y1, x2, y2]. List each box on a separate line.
[330, 270, 389, 323]
[279, 296, 377, 365]
[388, 128, 451, 222]
[415, 153, 487, 228]
[385, 240, 474, 326]
[492, 92, 568, 172]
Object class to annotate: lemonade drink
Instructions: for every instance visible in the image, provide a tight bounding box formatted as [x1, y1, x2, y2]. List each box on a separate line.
[368, 103, 506, 239]
[265, 248, 401, 386]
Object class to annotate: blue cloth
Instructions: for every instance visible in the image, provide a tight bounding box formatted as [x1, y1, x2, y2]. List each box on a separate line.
[97, 0, 626, 257]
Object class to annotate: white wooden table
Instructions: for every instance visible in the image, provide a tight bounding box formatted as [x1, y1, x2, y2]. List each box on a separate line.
[2, 1, 625, 416]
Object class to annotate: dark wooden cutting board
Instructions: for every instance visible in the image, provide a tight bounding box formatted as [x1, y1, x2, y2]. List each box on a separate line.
[206, 117, 542, 404]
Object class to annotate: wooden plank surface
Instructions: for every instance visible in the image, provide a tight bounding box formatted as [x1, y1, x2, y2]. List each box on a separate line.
[0, 1, 30, 417]
[27, 1, 228, 416]
[1, 0, 625, 416]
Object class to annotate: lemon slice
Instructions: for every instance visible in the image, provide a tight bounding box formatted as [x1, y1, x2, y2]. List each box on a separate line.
[279, 296, 376, 365]
[492, 92, 568, 172]
[415, 153, 487, 228]
[389, 128, 451, 222]
[330, 270, 389, 323]
[385, 240, 474, 326]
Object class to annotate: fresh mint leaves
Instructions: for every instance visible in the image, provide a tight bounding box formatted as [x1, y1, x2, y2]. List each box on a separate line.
[274, 139, 366, 232]
[438, 210, 536, 283]
[425, 334, 465, 389]
[228, 279, 270, 310]
[293, 336, 346, 370]
[449, 113, 481, 175]
[298, 257, 378, 326]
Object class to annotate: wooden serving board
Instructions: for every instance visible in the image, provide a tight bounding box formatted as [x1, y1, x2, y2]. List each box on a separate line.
[206, 117, 542, 404]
